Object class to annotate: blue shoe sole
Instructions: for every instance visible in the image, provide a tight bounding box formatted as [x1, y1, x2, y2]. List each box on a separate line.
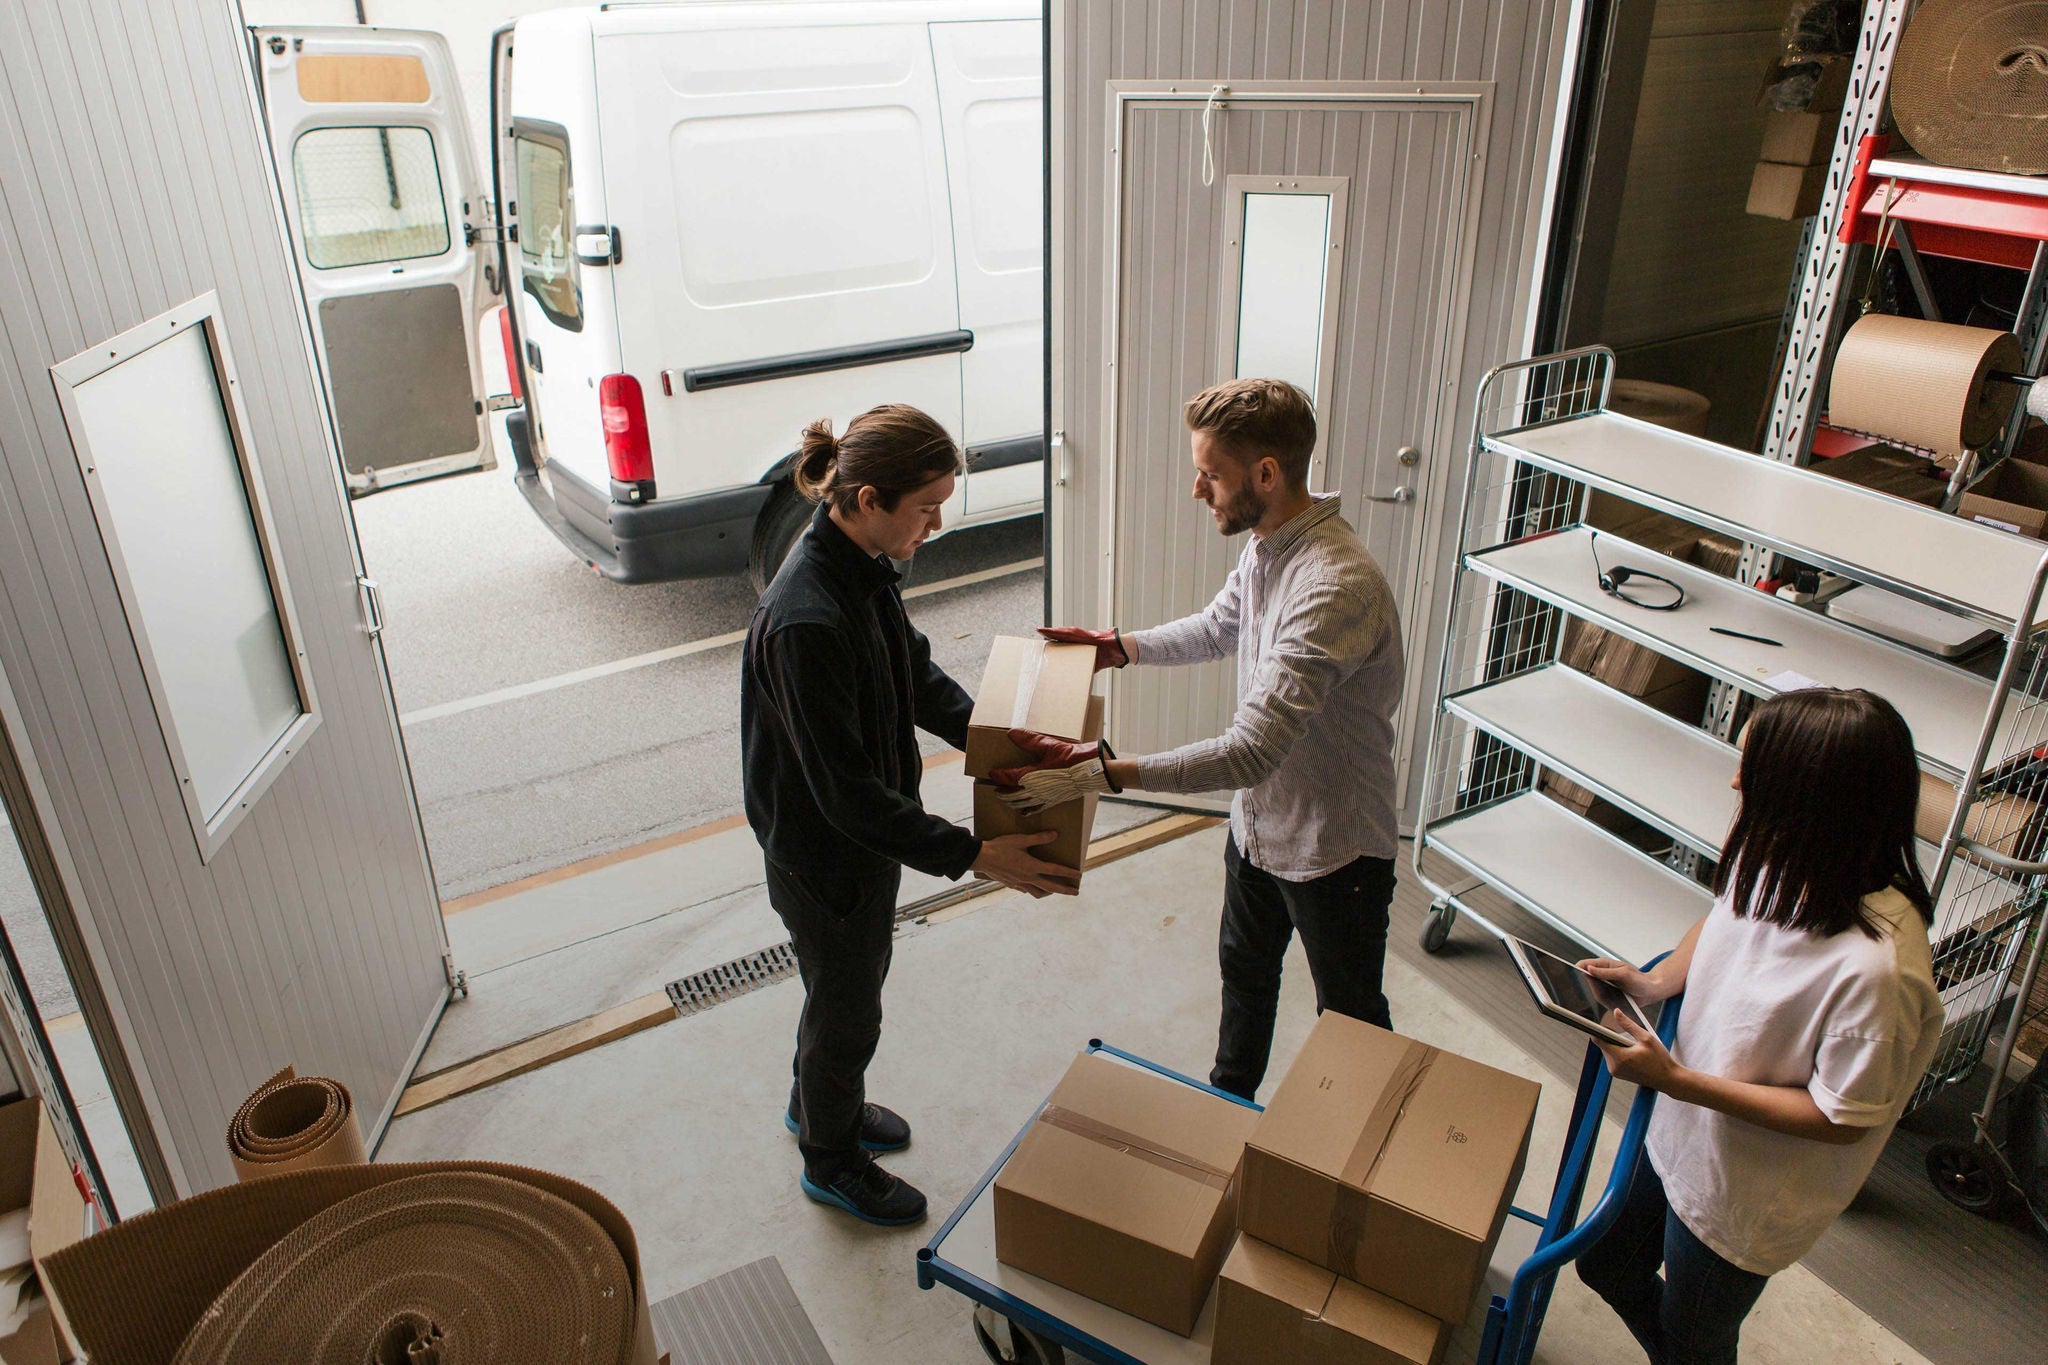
[798, 1172, 926, 1226]
[784, 1110, 909, 1153]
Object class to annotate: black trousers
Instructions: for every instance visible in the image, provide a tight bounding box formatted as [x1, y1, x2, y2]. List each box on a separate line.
[1211, 834, 1395, 1100]
[765, 861, 899, 1178]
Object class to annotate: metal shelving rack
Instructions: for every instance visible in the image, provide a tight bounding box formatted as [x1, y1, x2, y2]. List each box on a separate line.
[1414, 346, 2048, 1109]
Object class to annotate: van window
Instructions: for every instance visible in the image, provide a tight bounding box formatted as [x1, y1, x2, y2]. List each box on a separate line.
[291, 125, 450, 269]
[514, 121, 582, 332]
[672, 107, 934, 307]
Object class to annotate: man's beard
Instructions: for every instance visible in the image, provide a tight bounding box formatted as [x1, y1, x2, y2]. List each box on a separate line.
[1216, 485, 1267, 536]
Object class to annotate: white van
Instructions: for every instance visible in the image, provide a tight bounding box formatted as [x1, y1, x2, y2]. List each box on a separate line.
[254, 3, 1044, 589]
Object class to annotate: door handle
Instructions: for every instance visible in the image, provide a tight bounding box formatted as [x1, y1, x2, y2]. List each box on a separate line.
[525, 339, 542, 373]
[358, 576, 386, 640]
[1367, 487, 1413, 505]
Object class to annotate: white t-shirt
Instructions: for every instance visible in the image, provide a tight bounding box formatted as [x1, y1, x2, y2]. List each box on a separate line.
[1646, 883, 1943, 1275]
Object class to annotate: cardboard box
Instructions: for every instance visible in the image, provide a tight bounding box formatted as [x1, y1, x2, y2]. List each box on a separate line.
[0, 1101, 85, 1363]
[1238, 1013, 1540, 1323]
[1759, 109, 1833, 167]
[1214, 1235, 1449, 1365]
[973, 696, 1105, 879]
[1957, 458, 2048, 539]
[1747, 160, 1827, 220]
[993, 1051, 1259, 1335]
[965, 636, 1098, 778]
[1813, 443, 1947, 507]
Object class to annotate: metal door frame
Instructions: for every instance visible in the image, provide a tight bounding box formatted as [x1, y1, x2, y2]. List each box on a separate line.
[1095, 81, 1494, 795]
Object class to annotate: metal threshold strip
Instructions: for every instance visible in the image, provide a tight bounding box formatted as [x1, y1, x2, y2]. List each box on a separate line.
[393, 811, 1221, 1118]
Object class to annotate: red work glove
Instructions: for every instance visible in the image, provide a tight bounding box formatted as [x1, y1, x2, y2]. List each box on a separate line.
[1037, 625, 1129, 672]
[988, 730, 1121, 813]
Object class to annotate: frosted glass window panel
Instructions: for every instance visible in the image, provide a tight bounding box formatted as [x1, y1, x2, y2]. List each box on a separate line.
[1234, 192, 1333, 401]
[293, 125, 450, 269]
[71, 327, 304, 825]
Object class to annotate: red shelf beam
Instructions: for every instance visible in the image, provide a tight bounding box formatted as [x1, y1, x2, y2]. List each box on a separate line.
[1839, 134, 2048, 271]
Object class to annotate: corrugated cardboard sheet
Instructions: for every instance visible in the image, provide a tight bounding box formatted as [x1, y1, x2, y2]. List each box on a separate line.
[225, 1067, 365, 1182]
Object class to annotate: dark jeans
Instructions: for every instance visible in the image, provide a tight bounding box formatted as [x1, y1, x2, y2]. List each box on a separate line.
[765, 861, 899, 1179]
[1211, 834, 1394, 1100]
[1577, 1159, 1770, 1365]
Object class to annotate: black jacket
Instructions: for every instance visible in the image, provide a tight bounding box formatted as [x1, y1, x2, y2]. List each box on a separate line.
[741, 503, 981, 881]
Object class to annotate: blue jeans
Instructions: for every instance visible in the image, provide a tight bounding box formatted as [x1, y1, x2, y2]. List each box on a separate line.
[1576, 1159, 1770, 1364]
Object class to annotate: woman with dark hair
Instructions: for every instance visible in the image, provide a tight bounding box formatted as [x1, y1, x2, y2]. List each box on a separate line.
[741, 403, 1077, 1228]
[1575, 688, 1944, 1364]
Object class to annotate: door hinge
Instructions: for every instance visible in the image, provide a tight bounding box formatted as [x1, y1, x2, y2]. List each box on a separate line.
[573, 224, 622, 266]
[356, 575, 385, 639]
[443, 951, 469, 999]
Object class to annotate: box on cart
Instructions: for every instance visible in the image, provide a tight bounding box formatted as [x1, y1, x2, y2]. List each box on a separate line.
[993, 1052, 1259, 1335]
[1213, 1234, 1450, 1365]
[1238, 1013, 1540, 1323]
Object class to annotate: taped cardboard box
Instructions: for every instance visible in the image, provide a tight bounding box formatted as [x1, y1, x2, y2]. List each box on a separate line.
[994, 1051, 1259, 1335]
[974, 695, 1104, 881]
[0, 1100, 85, 1363]
[966, 636, 1098, 778]
[1239, 1013, 1540, 1324]
[1214, 1234, 1449, 1365]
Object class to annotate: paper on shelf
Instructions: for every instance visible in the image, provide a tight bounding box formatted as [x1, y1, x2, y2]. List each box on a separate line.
[1764, 670, 1827, 693]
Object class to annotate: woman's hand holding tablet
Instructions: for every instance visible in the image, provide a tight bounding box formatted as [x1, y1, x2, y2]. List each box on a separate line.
[1503, 938, 1658, 1047]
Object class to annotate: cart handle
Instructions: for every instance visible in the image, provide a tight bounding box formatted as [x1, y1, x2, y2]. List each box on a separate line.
[1494, 962, 1685, 1356]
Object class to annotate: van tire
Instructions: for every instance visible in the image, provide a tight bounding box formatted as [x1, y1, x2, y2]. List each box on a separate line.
[749, 485, 812, 595]
[747, 484, 915, 594]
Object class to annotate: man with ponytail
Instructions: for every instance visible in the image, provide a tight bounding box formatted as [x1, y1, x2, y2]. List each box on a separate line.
[742, 403, 1077, 1227]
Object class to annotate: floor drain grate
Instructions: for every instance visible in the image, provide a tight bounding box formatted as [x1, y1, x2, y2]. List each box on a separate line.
[665, 941, 801, 1016]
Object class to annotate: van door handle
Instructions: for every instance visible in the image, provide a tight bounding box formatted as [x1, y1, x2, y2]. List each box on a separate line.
[525, 340, 542, 373]
[573, 224, 621, 266]
[357, 576, 386, 639]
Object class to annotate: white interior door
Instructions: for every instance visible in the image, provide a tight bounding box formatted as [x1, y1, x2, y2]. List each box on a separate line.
[254, 26, 493, 495]
[1091, 88, 1481, 809]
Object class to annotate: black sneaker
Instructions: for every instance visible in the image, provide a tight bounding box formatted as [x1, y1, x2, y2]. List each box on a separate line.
[783, 1101, 912, 1153]
[798, 1154, 928, 1226]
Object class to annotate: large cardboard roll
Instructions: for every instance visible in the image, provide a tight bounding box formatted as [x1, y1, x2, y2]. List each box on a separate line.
[39, 1162, 661, 1365]
[1893, 0, 2048, 175]
[226, 1066, 365, 1181]
[1828, 314, 2022, 459]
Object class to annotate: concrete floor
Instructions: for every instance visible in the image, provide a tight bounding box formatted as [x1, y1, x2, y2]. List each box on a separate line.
[385, 825, 1929, 1365]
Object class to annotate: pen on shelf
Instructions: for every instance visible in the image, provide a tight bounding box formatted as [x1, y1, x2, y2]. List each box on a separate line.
[1709, 625, 1783, 647]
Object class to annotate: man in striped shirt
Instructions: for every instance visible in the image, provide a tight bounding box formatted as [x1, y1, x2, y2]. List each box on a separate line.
[993, 379, 1405, 1100]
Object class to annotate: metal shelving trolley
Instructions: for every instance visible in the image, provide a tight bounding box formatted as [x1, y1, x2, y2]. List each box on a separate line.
[1414, 346, 2048, 1116]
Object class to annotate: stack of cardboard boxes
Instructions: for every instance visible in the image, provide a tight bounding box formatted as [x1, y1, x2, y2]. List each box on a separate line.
[993, 1013, 1541, 1362]
[1747, 64, 1847, 221]
[966, 637, 1106, 882]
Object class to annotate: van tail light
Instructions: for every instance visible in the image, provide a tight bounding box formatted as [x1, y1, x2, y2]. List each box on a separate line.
[599, 373, 656, 493]
[498, 307, 523, 403]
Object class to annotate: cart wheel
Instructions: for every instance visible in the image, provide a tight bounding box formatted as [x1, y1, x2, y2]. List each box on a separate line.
[1926, 1141, 2008, 1217]
[972, 1307, 1065, 1365]
[1420, 901, 1457, 953]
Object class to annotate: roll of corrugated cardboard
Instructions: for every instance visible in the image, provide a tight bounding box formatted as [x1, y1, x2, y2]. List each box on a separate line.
[226, 1066, 365, 1182]
[1828, 315, 2022, 459]
[40, 1161, 662, 1365]
[170, 1172, 636, 1365]
[1609, 379, 1711, 437]
[1893, 0, 2048, 175]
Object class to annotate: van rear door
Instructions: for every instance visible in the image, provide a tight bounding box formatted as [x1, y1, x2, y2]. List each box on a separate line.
[592, 10, 967, 507]
[252, 26, 495, 495]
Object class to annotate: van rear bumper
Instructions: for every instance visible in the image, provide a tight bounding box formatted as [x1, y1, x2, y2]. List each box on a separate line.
[506, 410, 769, 583]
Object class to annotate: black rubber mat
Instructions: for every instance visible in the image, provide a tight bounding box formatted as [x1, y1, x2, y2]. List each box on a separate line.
[649, 1256, 835, 1365]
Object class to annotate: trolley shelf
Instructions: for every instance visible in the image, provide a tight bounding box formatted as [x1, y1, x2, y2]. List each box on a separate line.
[1445, 665, 1738, 856]
[1483, 411, 2048, 633]
[1464, 525, 2011, 778]
[1423, 791, 1712, 966]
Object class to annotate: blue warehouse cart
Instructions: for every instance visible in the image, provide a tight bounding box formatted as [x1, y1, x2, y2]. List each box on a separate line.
[917, 998, 1682, 1365]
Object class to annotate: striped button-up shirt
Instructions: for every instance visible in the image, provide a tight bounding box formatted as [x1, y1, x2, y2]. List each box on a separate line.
[1128, 496, 1403, 879]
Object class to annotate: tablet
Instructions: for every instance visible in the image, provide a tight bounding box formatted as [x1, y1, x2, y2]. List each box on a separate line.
[1503, 938, 1655, 1047]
